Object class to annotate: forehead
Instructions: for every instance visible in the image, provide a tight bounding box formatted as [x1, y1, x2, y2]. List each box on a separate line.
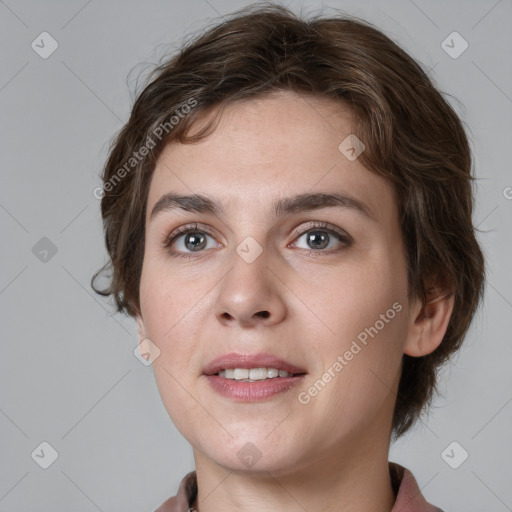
[147, 91, 395, 224]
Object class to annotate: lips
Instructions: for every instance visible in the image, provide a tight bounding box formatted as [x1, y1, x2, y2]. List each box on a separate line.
[203, 352, 307, 401]
[203, 352, 307, 377]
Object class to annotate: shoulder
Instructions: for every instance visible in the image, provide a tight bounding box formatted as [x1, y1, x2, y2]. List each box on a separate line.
[389, 462, 445, 512]
[153, 471, 197, 512]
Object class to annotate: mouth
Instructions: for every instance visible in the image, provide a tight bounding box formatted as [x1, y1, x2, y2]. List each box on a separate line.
[203, 352, 307, 401]
[203, 352, 307, 378]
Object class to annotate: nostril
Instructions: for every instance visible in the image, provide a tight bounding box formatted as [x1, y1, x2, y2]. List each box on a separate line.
[256, 310, 270, 319]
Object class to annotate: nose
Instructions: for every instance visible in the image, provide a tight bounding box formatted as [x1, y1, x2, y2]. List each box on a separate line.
[213, 249, 287, 328]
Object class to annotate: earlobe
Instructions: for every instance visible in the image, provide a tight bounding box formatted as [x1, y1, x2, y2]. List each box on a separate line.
[136, 314, 146, 342]
[404, 289, 455, 357]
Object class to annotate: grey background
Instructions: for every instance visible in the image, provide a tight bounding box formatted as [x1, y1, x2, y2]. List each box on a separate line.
[1, 0, 511, 510]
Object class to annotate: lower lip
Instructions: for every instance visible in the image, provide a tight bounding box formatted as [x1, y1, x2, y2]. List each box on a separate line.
[205, 375, 305, 401]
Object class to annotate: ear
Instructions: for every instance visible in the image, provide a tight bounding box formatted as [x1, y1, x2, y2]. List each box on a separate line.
[404, 287, 455, 357]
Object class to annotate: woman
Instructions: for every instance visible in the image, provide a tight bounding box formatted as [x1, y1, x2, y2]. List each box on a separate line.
[92, 4, 484, 511]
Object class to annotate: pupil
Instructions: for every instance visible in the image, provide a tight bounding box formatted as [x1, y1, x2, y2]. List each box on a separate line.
[185, 233, 206, 251]
[308, 231, 329, 249]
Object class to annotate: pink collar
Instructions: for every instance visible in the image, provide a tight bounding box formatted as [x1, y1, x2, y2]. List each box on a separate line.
[155, 463, 444, 512]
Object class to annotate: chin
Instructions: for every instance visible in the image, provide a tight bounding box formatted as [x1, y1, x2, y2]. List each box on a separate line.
[195, 431, 306, 476]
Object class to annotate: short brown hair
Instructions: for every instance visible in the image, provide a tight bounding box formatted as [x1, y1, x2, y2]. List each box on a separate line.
[92, 2, 485, 438]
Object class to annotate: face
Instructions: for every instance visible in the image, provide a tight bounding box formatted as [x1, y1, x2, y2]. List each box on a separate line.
[137, 91, 417, 476]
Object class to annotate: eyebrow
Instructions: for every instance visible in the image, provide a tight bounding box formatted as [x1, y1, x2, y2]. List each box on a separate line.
[150, 192, 376, 221]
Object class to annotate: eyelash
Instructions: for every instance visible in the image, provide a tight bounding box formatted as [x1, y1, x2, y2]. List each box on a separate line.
[162, 221, 352, 259]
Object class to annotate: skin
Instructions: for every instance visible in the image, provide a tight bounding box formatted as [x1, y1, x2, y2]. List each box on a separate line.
[136, 90, 454, 512]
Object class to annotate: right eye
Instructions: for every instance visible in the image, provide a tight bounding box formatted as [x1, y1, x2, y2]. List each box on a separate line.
[164, 224, 221, 258]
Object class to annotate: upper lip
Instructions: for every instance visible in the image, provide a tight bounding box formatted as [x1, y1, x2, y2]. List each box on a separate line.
[203, 352, 307, 376]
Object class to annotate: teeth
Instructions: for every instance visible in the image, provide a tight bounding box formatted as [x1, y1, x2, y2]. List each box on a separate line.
[267, 368, 279, 378]
[233, 368, 249, 380]
[217, 367, 293, 380]
[249, 368, 267, 380]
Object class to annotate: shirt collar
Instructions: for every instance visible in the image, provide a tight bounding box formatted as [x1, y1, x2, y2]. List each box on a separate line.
[155, 463, 443, 512]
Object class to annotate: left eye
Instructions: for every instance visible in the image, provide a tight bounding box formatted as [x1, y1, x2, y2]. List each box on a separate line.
[293, 228, 348, 251]
[171, 230, 218, 253]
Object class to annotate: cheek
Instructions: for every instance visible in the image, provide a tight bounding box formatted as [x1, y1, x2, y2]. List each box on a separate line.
[139, 262, 201, 339]
[296, 256, 406, 352]
[141, 270, 207, 436]
[139, 269, 200, 397]
[294, 250, 408, 413]
[151, 363, 207, 446]
[139, 259, 218, 351]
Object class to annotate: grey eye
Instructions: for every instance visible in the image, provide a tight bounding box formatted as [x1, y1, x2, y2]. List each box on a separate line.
[305, 231, 330, 249]
[184, 233, 208, 251]
[172, 231, 217, 253]
[295, 229, 341, 250]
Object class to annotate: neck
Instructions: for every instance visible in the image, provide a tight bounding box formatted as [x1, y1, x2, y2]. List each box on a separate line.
[192, 432, 395, 512]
